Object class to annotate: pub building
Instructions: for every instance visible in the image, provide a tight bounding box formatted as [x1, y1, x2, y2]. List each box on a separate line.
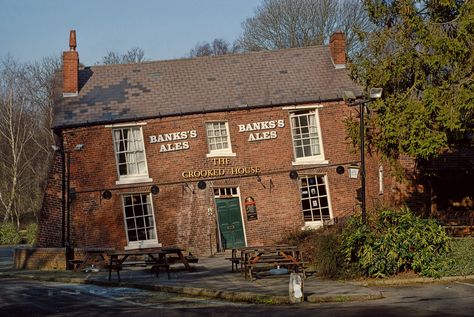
[37, 30, 393, 256]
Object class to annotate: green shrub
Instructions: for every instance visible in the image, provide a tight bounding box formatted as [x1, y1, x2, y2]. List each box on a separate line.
[0, 222, 22, 245]
[283, 226, 342, 278]
[340, 207, 451, 278]
[24, 223, 38, 245]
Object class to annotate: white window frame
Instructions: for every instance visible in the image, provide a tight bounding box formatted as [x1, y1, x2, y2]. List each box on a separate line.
[299, 174, 333, 229]
[288, 108, 328, 165]
[121, 193, 161, 250]
[205, 121, 236, 157]
[378, 165, 384, 195]
[111, 125, 152, 185]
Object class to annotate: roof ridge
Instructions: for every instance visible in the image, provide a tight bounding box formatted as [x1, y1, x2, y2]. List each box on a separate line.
[84, 44, 329, 69]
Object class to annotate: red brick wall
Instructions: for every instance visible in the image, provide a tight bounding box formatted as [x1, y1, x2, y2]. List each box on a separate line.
[14, 248, 66, 270]
[39, 102, 391, 255]
[37, 153, 63, 247]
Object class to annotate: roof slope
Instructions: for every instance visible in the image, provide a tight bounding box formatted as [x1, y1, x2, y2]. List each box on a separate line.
[53, 45, 362, 129]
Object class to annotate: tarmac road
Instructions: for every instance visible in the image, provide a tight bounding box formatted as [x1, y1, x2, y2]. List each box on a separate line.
[1, 277, 474, 317]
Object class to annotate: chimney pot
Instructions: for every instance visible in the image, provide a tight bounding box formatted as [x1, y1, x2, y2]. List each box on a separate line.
[329, 31, 346, 68]
[69, 30, 77, 51]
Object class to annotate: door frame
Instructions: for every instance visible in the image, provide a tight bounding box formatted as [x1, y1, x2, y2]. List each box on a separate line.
[213, 186, 248, 250]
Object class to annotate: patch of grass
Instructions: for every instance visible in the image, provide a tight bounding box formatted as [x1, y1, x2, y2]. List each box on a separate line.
[436, 238, 474, 277]
[0, 222, 21, 245]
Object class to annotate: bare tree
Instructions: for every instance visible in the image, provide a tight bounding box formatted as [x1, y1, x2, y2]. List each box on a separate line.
[98, 47, 148, 65]
[0, 55, 59, 228]
[238, 0, 371, 56]
[189, 39, 242, 57]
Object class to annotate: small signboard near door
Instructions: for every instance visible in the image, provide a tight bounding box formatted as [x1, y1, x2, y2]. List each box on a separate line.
[245, 196, 258, 221]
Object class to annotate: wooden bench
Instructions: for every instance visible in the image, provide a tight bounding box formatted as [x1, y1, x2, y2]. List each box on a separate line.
[239, 246, 305, 281]
[226, 257, 241, 272]
[68, 259, 84, 272]
[246, 259, 306, 280]
[106, 260, 153, 281]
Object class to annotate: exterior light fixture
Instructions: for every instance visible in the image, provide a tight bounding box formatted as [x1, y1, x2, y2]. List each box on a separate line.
[74, 144, 84, 151]
[197, 180, 207, 190]
[343, 90, 357, 103]
[150, 185, 160, 195]
[256, 175, 266, 189]
[369, 88, 383, 99]
[343, 88, 383, 224]
[289, 170, 299, 180]
[348, 164, 360, 179]
[102, 190, 112, 200]
[51, 145, 61, 152]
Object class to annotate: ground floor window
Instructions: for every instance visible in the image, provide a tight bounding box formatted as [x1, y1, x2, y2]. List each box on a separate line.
[299, 175, 332, 226]
[122, 193, 158, 248]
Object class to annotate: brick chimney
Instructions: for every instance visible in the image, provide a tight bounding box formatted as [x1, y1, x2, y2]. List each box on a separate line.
[63, 30, 79, 97]
[329, 32, 346, 68]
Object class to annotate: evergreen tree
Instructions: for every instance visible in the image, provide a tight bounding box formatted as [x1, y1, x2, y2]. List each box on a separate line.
[350, 0, 474, 159]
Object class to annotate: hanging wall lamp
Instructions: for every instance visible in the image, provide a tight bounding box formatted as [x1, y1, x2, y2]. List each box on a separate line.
[197, 180, 207, 190]
[289, 170, 299, 180]
[150, 185, 160, 195]
[102, 190, 112, 200]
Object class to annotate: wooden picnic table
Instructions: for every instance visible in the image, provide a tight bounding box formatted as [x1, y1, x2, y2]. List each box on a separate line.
[70, 247, 115, 272]
[231, 245, 305, 280]
[106, 246, 193, 281]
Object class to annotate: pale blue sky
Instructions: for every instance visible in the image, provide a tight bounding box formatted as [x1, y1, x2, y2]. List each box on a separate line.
[0, 0, 260, 66]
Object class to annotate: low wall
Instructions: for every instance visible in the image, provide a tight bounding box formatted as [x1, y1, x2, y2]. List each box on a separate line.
[14, 247, 66, 270]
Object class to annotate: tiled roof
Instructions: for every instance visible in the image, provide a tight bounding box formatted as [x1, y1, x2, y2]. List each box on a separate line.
[53, 45, 362, 129]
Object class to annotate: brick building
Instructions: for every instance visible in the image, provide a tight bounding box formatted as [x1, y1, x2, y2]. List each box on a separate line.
[38, 31, 393, 255]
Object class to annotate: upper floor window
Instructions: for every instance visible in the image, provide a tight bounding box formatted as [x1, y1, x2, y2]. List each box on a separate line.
[289, 110, 326, 164]
[205, 121, 235, 157]
[112, 126, 151, 184]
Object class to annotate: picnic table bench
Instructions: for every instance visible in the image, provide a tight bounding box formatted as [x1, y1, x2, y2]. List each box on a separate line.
[69, 247, 115, 272]
[106, 246, 194, 282]
[230, 245, 305, 281]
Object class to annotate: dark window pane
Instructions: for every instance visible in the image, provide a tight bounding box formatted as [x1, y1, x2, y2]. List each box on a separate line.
[320, 197, 329, 208]
[134, 204, 144, 216]
[318, 185, 326, 195]
[137, 229, 146, 240]
[321, 207, 330, 217]
[128, 230, 137, 242]
[126, 218, 135, 229]
[302, 199, 311, 210]
[136, 217, 145, 228]
[124, 206, 134, 218]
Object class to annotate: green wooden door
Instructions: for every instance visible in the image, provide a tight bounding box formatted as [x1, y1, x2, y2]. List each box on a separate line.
[216, 198, 245, 249]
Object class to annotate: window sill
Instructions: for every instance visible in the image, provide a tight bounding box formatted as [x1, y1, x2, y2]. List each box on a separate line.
[206, 152, 236, 158]
[292, 159, 329, 166]
[115, 176, 153, 185]
[125, 242, 162, 250]
[302, 219, 333, 230]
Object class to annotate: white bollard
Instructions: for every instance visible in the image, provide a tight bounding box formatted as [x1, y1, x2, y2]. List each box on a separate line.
[289, 272, 304, 303]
